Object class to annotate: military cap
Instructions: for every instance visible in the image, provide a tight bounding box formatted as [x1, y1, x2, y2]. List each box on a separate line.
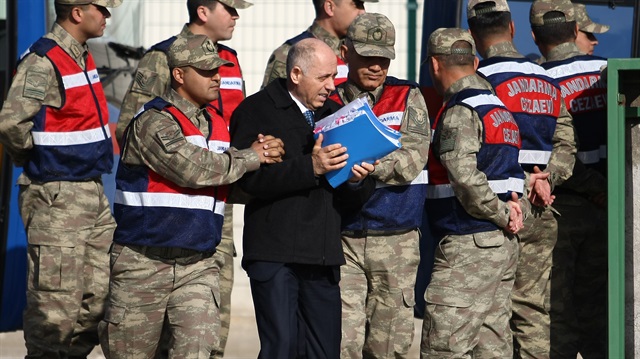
[168, 35, 233, 70]
[55, 0, 122, 7]
[574, 3, 609, 33]
[467, 0, 510, 19]
[530, 0, 575, 26]
[427, 28, 476, 57]
[346, 13, 396, 59]
[217, 0, 253, 10]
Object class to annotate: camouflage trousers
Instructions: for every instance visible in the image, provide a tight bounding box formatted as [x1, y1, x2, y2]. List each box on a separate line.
[420, 230, 518, 359]
[19, 177, 115, 359]
[511, 206, 557, 359]
[340, 230, 420, 358]
[549, 194, 607, 359]
[210, 205, 235, 359]
[99, 244, 220, 359]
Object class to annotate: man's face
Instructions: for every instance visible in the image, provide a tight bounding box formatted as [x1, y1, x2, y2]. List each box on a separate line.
[79, 4, 111, 39]
[203, 2, 240, 42]
[342, 43, 390, 91]
[179, 66, 222, 106]
[292, 48, 338, 110]
[331, 0, 365, 37]
[576, 30, 598, 55]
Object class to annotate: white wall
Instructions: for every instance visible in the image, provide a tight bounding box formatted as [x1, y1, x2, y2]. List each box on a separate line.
[108, 0, 424, 96]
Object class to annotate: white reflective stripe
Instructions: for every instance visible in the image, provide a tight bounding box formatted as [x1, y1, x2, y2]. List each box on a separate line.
[185, 135, 207, 149]
[577, 149, 600, 164]
[220, 77, 243, 91]
[375, 170, 429, 189]
[337, 64, 348, 79]
[208, 140, 229, 154]
[478, 61, 549, 77]
[61, 69, 100, 90]
[600, 145, 607, 159]
[115, 190, 225, 215]
[32, 124, 110, 146]
[461, 94, 505, 108]
[545, 60, 607, 78]
[518, 150, 551, 165]
[488, 177, 524, 194]
[426, 177, 524, 199]
[377, 111, 403, 128]
[426, 184, 454, 199]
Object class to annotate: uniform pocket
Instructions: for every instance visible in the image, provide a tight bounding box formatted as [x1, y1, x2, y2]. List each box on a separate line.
[472, 230, 504, 248]
[423, 285, 474, 352]
[28, 242, 77, 291]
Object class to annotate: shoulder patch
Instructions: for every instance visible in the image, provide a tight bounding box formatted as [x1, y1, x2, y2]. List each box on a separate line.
[23, 69, 49, 100]
[438, 128, 458, 154]
[155, 123, 183, 153]
[131, 69, 158, 96]
[407, 107, 429, 135]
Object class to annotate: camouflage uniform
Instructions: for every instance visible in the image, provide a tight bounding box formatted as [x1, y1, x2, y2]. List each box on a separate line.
[467, 1, 578, 356]
[261, 22, 342, 89]
[420, 29, 525, 359]
[0, 0, 121, 354]
[530, 1, 609, 357]
[330, 14, 430, 359]
[98, 36, 260, 359]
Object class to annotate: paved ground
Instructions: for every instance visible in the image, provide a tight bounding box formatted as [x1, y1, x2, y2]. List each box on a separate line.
[0, 205, 422, 358]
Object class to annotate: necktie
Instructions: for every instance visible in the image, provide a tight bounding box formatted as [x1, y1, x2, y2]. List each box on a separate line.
[303, 110, 314, 127]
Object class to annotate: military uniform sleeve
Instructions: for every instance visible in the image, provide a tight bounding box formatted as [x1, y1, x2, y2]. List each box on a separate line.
[545, 100, 577, 189]
[260, 43, 289, 90]
[123, 110, 259, 188]
[0, 53, 60, 166]
[437, 105, 510, 228]
[116, 50, 171, 145]
[373, 88, 430, 184]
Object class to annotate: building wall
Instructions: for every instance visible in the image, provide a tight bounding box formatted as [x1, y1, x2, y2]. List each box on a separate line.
[122, 1, 423, 96]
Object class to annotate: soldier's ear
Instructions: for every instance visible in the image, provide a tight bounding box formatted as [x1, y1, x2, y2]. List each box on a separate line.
[324, 0, 335, 16]
[70, 6, 84, 24]
[340, 43, 349, 63]
[172, 67, 186, 85]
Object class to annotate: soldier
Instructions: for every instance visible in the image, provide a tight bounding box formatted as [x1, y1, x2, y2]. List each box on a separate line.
[466, 0, 577, 357]
[530, 0, 608, 357]
[420, 28, 527, 358]
[98, 34, 284, 358]
[0, 0, 120, 357]
[574, 3, 609, 55]
[116, 2, 252, 356]
[260, 0, 378, 89]
[328, 13, 430, 359]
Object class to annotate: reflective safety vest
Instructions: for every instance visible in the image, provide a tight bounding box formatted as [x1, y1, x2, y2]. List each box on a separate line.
[26, 38, 112, 182]
[542, 55, 607, 173]
[478, 57, 560, 173]
[113, 98, 229, 252]
[286, 31, 348, 86]
[426, 88, 524, 237]
[330, 77, 428, 232]
[214, 44, 245, 126]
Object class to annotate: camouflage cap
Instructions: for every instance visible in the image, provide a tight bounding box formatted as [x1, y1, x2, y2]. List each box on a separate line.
[574, 3, 610, 33]
[427, 27, 476, 57]
[530, 0, 575, 26]
[168, 35, 233, 70]
[467, 0, 510, 19]
[217, 0, 253, 10]
[346, 13, 396, 59]
[55, 0, 122, 7]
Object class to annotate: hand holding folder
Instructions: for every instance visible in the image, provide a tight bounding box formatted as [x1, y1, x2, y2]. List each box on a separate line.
[314, 97, 402, 187]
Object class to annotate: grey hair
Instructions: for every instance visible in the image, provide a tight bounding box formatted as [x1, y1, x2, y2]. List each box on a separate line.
[286, 38, 320, 77]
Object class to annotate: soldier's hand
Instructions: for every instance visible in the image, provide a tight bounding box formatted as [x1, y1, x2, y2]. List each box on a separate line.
[252, 134, 285, 164]
[311, 134, 348, 176]
[528, 166, 555, 207]
[348, 161, 376, 183]
[505, 192, 524, 234]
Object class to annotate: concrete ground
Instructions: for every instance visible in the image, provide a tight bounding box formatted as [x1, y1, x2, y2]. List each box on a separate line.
[0, 205, 422, 358]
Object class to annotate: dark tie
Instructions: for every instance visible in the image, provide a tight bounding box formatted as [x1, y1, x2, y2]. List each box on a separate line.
[303, 110, 314, 127]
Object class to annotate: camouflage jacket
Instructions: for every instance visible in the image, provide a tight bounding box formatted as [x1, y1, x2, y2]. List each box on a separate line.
[332, 79, 430, 185]
[120, 89, 259, 188]
[260, 22, 342, 89]
[0, 24, 90, 166]
[435, 74, 528, 229]
[483, 41, 577, 190]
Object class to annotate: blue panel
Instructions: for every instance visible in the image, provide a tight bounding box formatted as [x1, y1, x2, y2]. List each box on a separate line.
[1, 0, 47, 332]
[418, 0, 461, 87]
